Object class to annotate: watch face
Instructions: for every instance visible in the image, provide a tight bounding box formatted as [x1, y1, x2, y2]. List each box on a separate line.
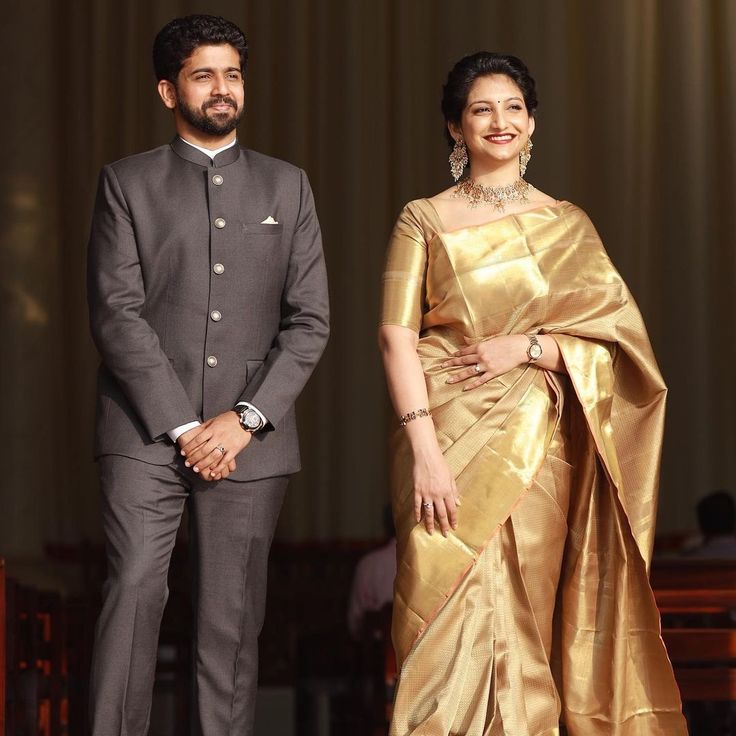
[529, 343, 543, 360]
[244, 410, 262, 429]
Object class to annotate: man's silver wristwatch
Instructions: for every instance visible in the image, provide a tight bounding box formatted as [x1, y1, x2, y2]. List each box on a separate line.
[526, 334, 543, 362]
[237, 405, 265, 433]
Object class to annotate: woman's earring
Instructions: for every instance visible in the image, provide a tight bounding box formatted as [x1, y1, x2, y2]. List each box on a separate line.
[449, 138, 468, 181]
[519, 137, 533, 177]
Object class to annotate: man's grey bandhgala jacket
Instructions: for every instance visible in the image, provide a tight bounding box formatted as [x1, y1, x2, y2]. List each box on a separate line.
[87, 137, 330, 481]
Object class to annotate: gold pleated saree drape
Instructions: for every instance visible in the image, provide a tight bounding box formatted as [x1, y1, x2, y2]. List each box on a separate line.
[380, 199, 687, 736]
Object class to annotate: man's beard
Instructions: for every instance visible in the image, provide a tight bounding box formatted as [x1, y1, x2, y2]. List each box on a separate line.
[177, 94, 243, 136]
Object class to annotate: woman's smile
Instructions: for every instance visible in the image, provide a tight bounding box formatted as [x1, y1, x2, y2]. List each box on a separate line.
[484, 133, 516, 144]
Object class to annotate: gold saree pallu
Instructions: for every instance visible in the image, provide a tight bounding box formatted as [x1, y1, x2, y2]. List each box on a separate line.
[380, 200, 687, 735]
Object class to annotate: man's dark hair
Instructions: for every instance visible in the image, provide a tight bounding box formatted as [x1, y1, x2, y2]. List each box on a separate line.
[697, 490, 736, 537]
[153, 14, 248, 83]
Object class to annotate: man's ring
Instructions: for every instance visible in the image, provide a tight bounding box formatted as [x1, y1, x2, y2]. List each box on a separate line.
[474, 363, 482, 374]
[216, 445, 226, 455]
[423, 502, 433, 510]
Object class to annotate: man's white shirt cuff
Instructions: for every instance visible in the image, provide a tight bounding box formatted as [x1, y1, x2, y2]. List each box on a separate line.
[168, 420, 201, 443]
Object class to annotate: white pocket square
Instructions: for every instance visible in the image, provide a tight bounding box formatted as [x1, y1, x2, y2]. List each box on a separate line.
[260, 216, 279, 224]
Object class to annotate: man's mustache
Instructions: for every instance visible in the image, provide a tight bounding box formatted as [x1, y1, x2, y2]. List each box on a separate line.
[204, 96, 237, 112]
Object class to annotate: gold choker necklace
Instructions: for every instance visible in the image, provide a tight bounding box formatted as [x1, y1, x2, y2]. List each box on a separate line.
[453, 177, 532, 211]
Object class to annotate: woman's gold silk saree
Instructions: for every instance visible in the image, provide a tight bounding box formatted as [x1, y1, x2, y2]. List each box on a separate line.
[380, 199, 687, 735]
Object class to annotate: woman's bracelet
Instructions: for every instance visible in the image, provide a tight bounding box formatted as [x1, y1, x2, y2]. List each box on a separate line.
[399, 408, 432, 427]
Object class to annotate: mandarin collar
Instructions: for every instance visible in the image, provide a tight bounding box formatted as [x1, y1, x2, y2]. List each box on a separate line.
[170, 136, 242, 168]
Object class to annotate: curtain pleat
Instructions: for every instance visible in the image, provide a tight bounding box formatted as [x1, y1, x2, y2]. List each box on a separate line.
[0, 0, 733, 555]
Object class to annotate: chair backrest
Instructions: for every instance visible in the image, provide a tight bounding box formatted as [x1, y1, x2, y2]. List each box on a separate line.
[651, 558, 736, 589]
[651, 559, 736, 702]
[651, 559, 736, 613]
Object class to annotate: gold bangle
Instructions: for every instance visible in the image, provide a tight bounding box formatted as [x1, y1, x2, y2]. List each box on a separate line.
[399, 408, 431, 427]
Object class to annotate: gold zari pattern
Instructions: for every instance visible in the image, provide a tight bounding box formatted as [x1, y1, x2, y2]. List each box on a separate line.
[380, 199, 687, 735]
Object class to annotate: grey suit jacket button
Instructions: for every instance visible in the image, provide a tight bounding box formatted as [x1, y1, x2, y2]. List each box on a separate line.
[210, 310, 222, 322]
[212, 174, 224, 186]
[213, 263, 225, 275]
[214, 217, 226, 229]
[207, 355, 218, 367]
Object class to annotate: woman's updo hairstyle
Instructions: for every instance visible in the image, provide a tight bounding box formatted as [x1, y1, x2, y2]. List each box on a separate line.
[441, 52, 538, 148]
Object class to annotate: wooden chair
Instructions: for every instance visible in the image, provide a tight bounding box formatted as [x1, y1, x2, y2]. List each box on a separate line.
[2, 578, 71, 736]
[37, 590, 69, 736]
[264, 541, 378, 734]
[651, 559, 736, 702]
[45, 541, 106, 736]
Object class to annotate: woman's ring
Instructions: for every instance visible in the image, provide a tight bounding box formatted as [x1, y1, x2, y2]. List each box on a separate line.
[216, 445, 226, 455]
[473, 363, 483, 374]
[423, 502, 433, 510]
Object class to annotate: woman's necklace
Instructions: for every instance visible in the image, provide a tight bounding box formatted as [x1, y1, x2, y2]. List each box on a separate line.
[453, 177, 533, 211]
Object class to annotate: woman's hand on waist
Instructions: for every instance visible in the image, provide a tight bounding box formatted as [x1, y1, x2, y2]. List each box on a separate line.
[412, 445, 460, 537]
[442, 334, 528, 390]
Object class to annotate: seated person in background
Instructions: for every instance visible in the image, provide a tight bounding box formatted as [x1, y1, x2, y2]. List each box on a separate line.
[682, 490, 736, 558]
[348, 505, 397, 639]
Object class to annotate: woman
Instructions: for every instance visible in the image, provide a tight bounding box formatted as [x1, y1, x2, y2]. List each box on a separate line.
[379, 52, 686, 736]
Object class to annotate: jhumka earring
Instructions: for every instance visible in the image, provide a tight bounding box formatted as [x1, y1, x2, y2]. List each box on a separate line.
[449, 138, 468, 181]
[519, 137, 533, 177]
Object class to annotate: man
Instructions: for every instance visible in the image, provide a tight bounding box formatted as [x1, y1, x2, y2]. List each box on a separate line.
[685, 490, 736, 559]
[86, 15, 329, 735]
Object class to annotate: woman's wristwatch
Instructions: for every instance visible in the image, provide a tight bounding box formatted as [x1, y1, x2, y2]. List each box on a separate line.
[526, 334, 543, 362]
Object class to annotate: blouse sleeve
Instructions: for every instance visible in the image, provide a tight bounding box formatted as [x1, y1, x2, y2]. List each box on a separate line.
[379, 202, 428, 332]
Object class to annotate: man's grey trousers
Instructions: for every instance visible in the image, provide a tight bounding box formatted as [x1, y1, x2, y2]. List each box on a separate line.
[89, 454, 287, 736]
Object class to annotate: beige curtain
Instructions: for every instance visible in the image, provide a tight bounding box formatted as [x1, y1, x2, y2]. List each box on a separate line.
[1, 0, 734, 557]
